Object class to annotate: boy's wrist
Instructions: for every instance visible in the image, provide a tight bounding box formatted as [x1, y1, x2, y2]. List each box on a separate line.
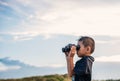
[66, 56, 74, 59]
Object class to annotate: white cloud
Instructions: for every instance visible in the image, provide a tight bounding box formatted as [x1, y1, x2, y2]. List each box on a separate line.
[96, 55, 120, 62]
[0, 62, 21, 71]
[95, 39, 120, 44]
[0, 63, 7, 71]
[0, 37, 4, 41]
[1, 0, 120, 41]
[95, 40, 108, 44]
[0, 1, 9, 6]
[12, 32, 39, 41]
[38, 64, 66, 68]
[14, 1, 120, 37]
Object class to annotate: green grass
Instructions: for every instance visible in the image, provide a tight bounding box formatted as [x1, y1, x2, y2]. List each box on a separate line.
[0, 74, 120, 81]
[0, 74, 71, 81]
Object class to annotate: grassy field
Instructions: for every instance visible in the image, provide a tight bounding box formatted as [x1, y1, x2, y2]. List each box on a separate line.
[0, 74, 120, 81]
[0, 74, 71, 81]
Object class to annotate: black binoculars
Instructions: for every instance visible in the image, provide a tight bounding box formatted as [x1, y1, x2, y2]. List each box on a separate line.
[62, 44, 80, 53]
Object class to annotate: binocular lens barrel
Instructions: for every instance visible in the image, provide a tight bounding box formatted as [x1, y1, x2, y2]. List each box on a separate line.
[62, 44, 80, 53]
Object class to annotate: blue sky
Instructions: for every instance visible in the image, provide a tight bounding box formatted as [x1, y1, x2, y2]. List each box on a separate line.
[0, 0, 120, 80]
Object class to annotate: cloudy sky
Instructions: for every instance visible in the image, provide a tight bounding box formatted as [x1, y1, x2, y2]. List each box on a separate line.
[0, 0, 120, 80]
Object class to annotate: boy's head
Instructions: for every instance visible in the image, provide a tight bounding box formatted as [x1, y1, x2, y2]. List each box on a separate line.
[76, 36, 95, 57]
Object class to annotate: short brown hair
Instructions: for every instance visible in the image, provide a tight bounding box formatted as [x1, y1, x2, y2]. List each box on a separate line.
[78, 36, 95, 53]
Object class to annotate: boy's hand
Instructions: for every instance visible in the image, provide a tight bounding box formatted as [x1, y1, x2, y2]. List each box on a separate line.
[65, 46, 76, 57]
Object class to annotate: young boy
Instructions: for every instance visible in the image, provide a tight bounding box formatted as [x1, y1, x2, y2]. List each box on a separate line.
[64, 36, 95, 81]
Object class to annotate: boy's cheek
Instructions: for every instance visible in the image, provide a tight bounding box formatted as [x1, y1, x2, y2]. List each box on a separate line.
[77, 51, 80, 56]
[77, 51, 84, 57]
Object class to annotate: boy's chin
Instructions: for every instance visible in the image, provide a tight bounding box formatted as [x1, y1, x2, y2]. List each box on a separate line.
[77, 53, 85, 57]
[77, 54, 83, 57]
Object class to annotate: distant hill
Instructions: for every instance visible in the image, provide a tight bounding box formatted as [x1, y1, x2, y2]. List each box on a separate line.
[1, 57, 120, 79]
[0, 74, 120, 81]
[0, 74, 71, 81]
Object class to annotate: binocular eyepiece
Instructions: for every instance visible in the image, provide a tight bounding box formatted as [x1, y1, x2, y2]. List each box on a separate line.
[62, 43, 80, 53]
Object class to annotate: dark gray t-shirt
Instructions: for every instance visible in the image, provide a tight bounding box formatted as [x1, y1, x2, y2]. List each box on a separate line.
[74, 56, 94, 81]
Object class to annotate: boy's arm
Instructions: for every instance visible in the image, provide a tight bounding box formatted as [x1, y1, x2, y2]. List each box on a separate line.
[65, 46, 76, 77]
[66, 56, 74, 77]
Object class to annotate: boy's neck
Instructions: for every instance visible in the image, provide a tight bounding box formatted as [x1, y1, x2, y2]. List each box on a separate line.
[84, 54, 91, 56]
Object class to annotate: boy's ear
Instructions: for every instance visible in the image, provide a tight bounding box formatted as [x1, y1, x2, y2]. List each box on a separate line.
[86, 46, 91, 53]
